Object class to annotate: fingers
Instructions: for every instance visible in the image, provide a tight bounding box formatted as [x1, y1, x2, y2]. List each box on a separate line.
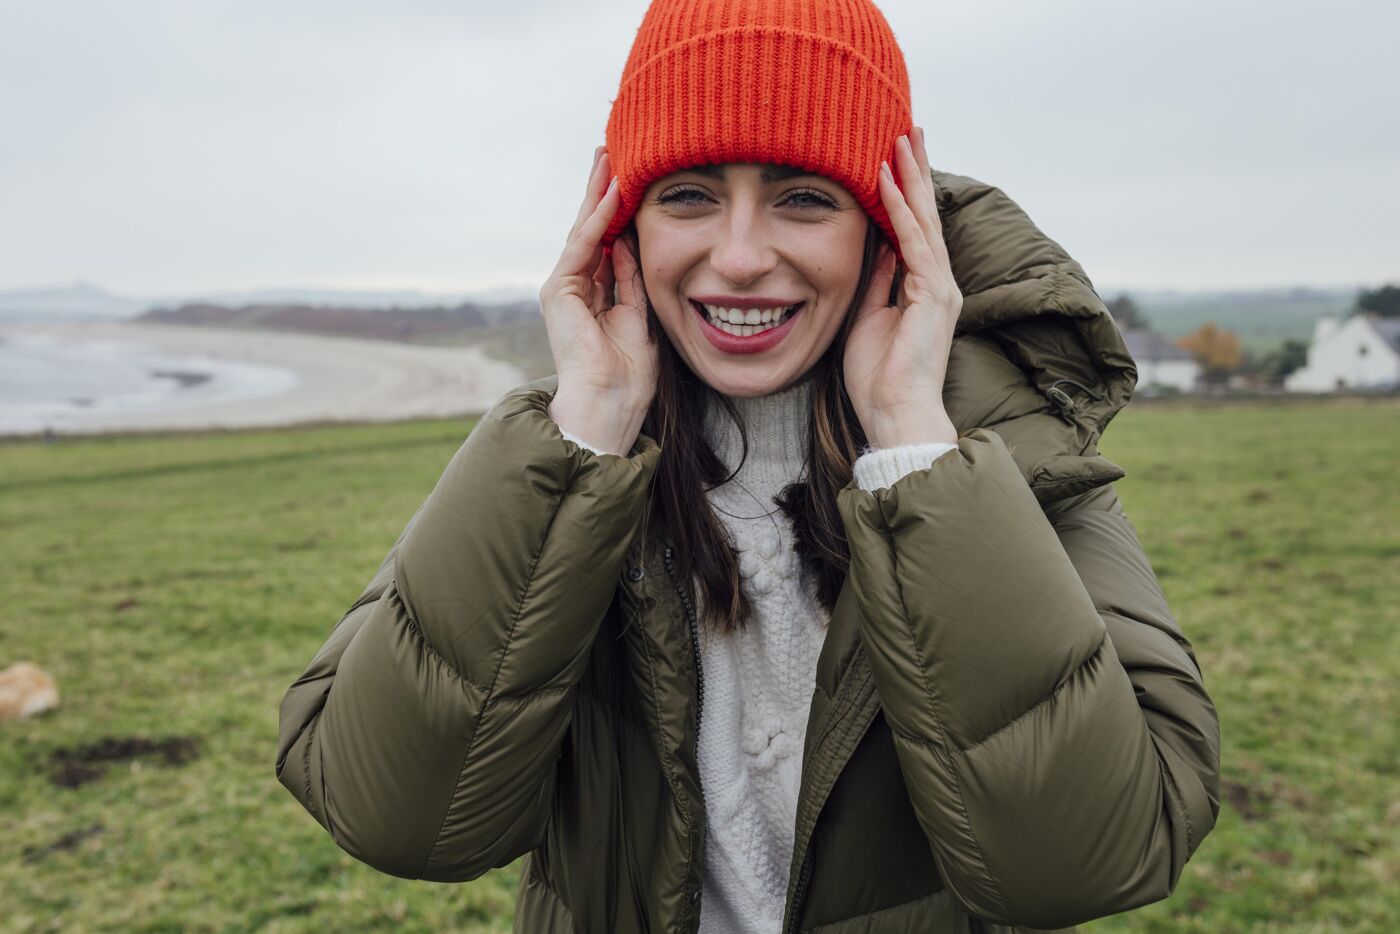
[878, 159, 937, 274]
[894, 133, 951, 272]
[568, 148, 611, 243]
[882, 131, 955, 281]
[893, 134, 937, 241]
[911, 128, 952, 270]
[911, 127, 931, 182]
[550, 174, 621, 285]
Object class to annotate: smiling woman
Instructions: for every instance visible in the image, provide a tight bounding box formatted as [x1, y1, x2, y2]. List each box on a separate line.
[276, 0, 1221, 931]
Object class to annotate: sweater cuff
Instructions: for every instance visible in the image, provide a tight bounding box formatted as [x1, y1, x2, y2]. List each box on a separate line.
[558, 427, 613, 457]
[853, 442, 960, 492]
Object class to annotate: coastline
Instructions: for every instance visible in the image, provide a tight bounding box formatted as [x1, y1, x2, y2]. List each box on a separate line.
[0, 320, 529, 438]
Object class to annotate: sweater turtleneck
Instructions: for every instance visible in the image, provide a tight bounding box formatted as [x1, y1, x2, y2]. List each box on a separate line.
[701, 371, 815, 515]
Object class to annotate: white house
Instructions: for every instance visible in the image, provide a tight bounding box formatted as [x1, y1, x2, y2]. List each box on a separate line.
[1119, 327, 1201, 393]
[1285, 313, 1400, 392]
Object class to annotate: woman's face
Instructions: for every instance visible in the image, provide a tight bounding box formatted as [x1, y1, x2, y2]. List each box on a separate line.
[633, 162, 870, 398]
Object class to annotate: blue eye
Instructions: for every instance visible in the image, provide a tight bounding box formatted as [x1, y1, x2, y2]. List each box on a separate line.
[657, 186, 710, 206]
[784, 189, 837, 210]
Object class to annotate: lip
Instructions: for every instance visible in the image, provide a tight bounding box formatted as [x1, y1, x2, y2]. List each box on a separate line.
[691, 299, 805, 355]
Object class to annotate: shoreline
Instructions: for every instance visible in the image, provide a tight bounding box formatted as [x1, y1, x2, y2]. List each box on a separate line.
[0, 320, 529, 439]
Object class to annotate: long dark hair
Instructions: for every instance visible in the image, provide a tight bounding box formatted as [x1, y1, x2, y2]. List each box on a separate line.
[615, 216, 890, 634]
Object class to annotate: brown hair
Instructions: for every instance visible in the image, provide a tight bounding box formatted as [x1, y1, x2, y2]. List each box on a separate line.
[615, 217, 891, 634]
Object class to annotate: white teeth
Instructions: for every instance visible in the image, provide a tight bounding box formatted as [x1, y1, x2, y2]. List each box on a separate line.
[699, 302, 799, 336]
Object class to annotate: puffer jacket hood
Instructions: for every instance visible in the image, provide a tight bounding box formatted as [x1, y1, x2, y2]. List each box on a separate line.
[932, 168, 1138, 501]
[276, 169, 1220, 934]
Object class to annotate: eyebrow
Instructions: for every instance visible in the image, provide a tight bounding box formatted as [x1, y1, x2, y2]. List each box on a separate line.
[684, 164, 816, 184]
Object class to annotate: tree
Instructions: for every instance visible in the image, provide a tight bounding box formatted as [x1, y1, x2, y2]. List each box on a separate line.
[1356, 284, 1400, 317]
[1105, 293, 1148, 329]
[1177, 323, 1243, 385]
[1249, 338, 1310, 386]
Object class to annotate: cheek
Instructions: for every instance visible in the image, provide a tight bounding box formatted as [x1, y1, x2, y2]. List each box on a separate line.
[809, 240, 865, 294]
[642, 261, 685, 318]
[635, 221, 687, 288]
[636, 256, 690, 333]
[807, 219, 867, 275]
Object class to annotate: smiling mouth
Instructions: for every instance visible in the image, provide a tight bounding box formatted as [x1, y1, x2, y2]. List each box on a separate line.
[691, 300, 804, 337]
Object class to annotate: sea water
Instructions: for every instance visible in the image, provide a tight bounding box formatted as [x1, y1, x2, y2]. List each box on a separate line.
[0, 329, 299, 434]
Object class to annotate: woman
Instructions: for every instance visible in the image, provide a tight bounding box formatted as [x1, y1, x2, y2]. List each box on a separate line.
[275, 1, 1221, 931]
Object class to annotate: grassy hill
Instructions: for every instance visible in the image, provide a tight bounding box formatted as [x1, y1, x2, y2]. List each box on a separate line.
[2, 398, 1396, 931]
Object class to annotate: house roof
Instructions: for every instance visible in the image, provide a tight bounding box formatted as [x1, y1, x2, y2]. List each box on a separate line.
[1367, 315, 1400, 355]
[1120, 327, 1195, 362]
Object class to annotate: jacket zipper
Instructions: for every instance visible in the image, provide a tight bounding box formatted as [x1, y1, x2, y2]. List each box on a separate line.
[662, 543, 705, 926]
[784, 850, 813, 934]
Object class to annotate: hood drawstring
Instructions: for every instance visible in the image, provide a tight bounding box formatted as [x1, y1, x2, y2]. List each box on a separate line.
[1045, 378, 1105, 426]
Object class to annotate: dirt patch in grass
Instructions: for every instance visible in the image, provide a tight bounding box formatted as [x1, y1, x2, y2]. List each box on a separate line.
[47, 735, 201, 788]
[22, 823, 104, 864]
[1222, 772, 1319, 822]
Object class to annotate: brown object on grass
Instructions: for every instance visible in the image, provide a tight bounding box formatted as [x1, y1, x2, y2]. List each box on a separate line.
[0, 661, 60, 721]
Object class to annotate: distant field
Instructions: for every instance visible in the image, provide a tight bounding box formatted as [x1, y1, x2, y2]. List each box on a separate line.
[1133, 293, 1355, 355]
[2, 398, 1396, 932]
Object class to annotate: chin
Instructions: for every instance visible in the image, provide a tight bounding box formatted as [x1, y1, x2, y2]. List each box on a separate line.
[691, 359, 806, 398]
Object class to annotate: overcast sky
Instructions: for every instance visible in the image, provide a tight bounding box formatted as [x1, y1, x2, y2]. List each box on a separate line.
[1, 0, 1395, 297]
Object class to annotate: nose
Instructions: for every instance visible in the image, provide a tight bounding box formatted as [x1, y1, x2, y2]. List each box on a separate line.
[709, 202, 778, 288]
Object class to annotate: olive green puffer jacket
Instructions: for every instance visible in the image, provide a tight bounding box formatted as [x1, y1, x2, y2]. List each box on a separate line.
[276, 170, 1221, 934]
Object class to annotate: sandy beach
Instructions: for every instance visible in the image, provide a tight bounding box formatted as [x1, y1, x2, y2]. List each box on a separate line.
[0, 320, 529, 437]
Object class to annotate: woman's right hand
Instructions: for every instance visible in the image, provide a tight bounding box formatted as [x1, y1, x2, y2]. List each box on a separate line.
[539, 147, 659, 456]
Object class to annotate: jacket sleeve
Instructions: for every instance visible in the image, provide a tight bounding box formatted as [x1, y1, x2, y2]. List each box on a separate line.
[835, 426, 1221, 928]
[274, 387, 661, 881]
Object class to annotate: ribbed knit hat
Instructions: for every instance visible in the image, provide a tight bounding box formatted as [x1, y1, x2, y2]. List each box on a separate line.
[602, 0, 913, 251]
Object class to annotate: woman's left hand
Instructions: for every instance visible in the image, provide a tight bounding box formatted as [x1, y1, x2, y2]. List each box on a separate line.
[844, 127, 963, 448]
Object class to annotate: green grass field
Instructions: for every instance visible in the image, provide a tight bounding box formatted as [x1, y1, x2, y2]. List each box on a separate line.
[2, 398, 1396, 932]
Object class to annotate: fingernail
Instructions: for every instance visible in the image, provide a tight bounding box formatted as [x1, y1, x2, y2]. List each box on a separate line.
[880, 160, 891, 178]
[607, 175, 618, 194]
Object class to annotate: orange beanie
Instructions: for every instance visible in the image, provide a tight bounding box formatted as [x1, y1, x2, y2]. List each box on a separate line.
[602, 0, 913, 251]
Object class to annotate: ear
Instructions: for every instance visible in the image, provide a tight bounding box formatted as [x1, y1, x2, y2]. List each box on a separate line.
[853, 242, 897, 327]
[612, 236, 647, 311]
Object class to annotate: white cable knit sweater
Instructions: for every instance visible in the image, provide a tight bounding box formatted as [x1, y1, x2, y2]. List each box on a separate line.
[557, 376, 957, 933]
